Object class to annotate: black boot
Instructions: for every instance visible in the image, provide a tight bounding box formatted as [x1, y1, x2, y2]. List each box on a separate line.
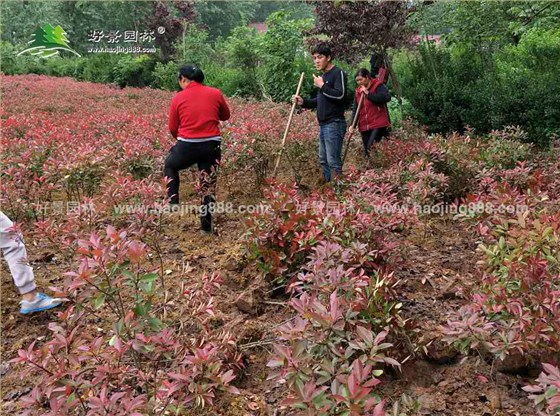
[200, 195, 215, 233]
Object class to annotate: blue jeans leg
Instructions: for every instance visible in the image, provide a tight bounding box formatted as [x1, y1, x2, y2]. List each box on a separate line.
[320, 119, 346, 181]
[318, 126, 330, 181]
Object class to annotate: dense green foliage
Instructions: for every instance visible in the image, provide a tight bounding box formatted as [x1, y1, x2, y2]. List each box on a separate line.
[410, 1, 560, 46]
[396, 0, 560, 145]
[395, 27, 560, 146]
[1, 11, 317, 102]
[1, 0, 312, 52]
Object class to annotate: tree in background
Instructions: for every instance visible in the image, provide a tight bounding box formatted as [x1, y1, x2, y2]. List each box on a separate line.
[1, 0, 313, 60]
[1, 0, 60, 45]
[409, 1, 560, 48]
[259, 11, 314, 102]
[195, 1, 257, 41]
[306, 1, 411, 114]
[253, 1, 313, 23]
[308, 0, 411, 64]
[57, 1, 153, 53]
[216, 26, 261, 97]
[398, 1, 560, 145]
[194, 1, 314, 41]
[145, 1, 195, 62]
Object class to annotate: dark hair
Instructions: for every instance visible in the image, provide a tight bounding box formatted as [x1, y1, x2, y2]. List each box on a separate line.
[354, 68, 370, 78]
[178, 64, 204, 83]
[311, 42, 332, 58]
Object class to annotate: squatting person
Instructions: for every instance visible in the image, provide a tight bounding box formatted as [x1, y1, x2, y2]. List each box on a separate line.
[164, 64, 231, 233]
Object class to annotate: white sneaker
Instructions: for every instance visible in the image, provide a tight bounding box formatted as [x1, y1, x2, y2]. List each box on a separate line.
[20, 293, 63, 314]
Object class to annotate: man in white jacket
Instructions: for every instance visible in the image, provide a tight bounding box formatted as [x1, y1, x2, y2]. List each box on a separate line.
[0, 211, 63, 314]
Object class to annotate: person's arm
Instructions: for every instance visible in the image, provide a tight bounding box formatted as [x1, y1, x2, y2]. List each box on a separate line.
[218, 92, 231, 121]
[302, 96, 317, 109]
[367, 84, 391, 104]
[348, 96, 360, 134]
[320, 69, 346, 101]
[168, 98, 179, 138]
[351, 96, 359, 123]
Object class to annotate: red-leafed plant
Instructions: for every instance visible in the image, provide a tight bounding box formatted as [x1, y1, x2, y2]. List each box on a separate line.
[245, 178, 409, 288]
[523, 363, 560, 416]
[267, 241, 403, 415]
[11, 226, 242, 414]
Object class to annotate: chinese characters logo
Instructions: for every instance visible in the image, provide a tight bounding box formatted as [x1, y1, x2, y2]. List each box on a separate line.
[87, 29, 157, 44]
[86, 29, 158, 54]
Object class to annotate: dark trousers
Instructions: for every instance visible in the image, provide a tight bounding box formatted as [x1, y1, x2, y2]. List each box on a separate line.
[361, 127, 388, 156]
[164, 140, 220, 231]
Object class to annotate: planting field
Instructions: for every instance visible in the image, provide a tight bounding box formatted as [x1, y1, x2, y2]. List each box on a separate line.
[1, 75, 559, 415]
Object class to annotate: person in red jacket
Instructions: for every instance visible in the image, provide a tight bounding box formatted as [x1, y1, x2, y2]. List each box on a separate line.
[348, 68, 391, 157]
[164, 64, 231, 233]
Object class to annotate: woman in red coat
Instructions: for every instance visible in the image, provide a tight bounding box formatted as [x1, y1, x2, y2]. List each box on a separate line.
[348, 68, 391, 156]
[164, 64, 230, 233]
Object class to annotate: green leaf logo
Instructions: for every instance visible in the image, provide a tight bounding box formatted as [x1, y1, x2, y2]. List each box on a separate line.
[18, 23, 81, 58]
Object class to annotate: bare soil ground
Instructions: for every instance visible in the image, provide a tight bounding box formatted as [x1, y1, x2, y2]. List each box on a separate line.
[1, 184, 536, 415]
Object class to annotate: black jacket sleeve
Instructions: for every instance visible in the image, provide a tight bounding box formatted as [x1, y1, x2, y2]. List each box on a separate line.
[320, 69, 346, 101]
[302, 96, 317, 109]
[367, 84, 391, 104]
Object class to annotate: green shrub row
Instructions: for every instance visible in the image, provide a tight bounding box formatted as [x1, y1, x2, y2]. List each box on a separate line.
[394, 28, 560, 146]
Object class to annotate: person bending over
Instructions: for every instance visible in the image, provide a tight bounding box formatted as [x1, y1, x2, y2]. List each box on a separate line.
[164, 64, 231, 233]
[349, 68, 391, 157]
